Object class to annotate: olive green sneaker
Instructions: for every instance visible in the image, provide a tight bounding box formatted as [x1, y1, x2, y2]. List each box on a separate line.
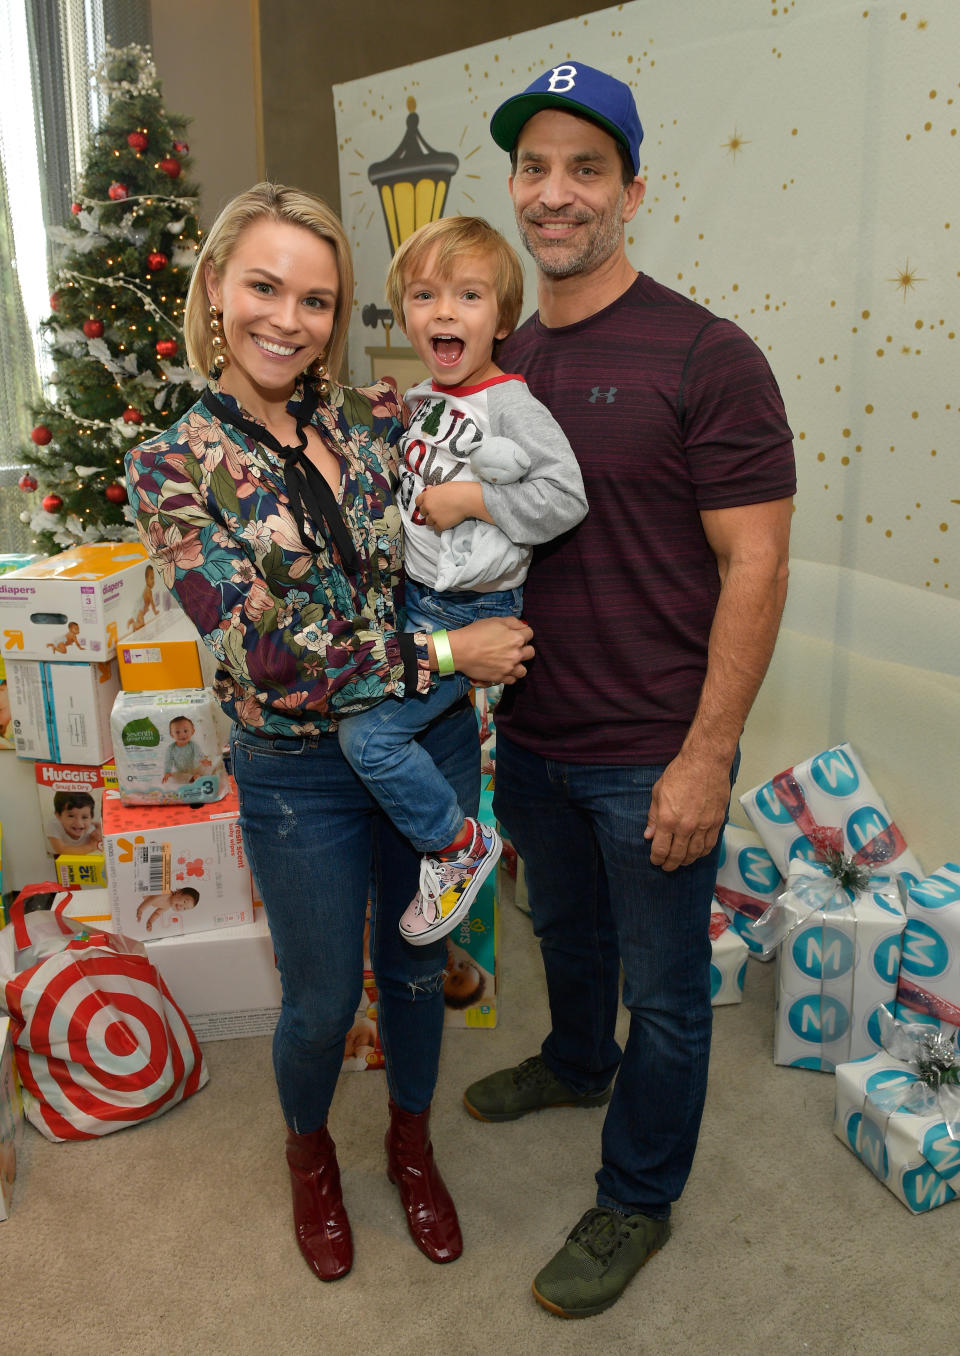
[532, 1207, 670, 1319]
[463, 1054, 612, 1122]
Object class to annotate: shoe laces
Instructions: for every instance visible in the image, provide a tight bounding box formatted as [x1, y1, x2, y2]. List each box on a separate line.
[512, 1055, 555, 1089]
[567, 1208, 635, 1263]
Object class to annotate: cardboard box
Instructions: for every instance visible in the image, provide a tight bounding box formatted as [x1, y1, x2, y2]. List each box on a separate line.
[34, 760, 109, 860]
[102, 781, 254, 941]
[144, 912, 281, 1041]
[342, 973, 385, 1071]
[834, 1050, 960, 1213]
[0, 554, 42, 577]
[0, 654, 13, 751]
[7, 657, 120, 764]
[56, 854, 107, 889]
[0, 542, 174, 661]
[118, 613, 217, 693]
[0, 1017, 24, 1221]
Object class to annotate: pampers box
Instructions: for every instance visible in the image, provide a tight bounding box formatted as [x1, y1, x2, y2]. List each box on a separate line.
[110, 688, 227, 806]
[102, 780, 253, 940]
[0, 542, 173, 661]
[6, 657, 120, 764]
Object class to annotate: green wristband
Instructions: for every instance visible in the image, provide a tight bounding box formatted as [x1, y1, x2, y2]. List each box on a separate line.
[433, 628, 456, 676]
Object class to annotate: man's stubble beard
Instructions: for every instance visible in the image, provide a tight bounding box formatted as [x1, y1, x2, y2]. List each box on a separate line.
[516, 186, 626, 280]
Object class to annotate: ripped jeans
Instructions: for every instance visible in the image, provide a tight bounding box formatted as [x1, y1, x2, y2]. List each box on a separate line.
[230, 699, 479, 1133]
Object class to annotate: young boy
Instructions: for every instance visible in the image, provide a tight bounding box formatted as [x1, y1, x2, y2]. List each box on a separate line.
[162, 715, 212, 785]
[337, 216, 587, 946]
[46, 790, 102, 858]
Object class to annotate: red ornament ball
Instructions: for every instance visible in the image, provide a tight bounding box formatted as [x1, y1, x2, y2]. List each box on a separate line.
[173, 140, 189, 154]
[122, 407, 144, 425]
[156, 338, 178, 358]
[108, 181, 129, 201]
[42, 493, 63, 514]
[127, 131, 148, 151]
[83, 318, 105, 339]
[18, 473, 38, 493]
[30, 424, 53, 445]
[71, 202, 82, 215]
[158, 157, 181, 179]
[105, 483, 128, 505]
[146, 251, 168, 272]
[49, 292, 60, 312]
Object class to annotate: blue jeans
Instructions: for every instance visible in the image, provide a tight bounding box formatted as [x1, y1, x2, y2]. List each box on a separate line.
[230, 699, 480, 1134]
[493, 733, 738, 1218]
[336, 577, 522, 853]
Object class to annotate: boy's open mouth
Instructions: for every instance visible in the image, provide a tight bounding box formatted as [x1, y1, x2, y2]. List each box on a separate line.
[432, 335, 464, 365]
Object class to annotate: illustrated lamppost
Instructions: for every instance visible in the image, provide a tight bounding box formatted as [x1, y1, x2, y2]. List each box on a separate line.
[361, 97, 459, 378]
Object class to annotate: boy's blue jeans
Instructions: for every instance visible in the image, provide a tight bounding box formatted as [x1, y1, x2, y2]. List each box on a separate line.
[336, 576, 521, 853]
[230, 698, 480, 1134]
[493, 732, 738, 1218]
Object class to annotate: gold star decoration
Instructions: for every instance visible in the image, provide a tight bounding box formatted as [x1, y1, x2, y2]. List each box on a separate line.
[723, 128, 751, 158]
[889, 259, 925, 301]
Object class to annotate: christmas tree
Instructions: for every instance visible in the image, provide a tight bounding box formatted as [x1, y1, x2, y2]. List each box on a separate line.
[19, 44, 204, 556]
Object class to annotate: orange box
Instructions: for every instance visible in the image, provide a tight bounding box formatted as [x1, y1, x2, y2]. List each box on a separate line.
[117, 615, 215, 693]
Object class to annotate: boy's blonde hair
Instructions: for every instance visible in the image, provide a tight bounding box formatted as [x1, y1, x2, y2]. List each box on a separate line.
[386, 217, 524, 337]
[184, 182, 354, 381]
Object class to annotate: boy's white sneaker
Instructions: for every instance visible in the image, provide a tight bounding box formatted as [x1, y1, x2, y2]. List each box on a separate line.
[399, 819, 502, 946]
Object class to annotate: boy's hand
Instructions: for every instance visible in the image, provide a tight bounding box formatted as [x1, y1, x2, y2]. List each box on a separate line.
[416, 482, 488, 532]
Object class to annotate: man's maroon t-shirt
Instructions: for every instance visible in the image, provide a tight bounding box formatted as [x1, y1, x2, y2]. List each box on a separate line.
[494, 272, 797, 765]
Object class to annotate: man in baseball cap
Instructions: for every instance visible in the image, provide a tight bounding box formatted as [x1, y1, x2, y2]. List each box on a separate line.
[464, 62, 796, 1319]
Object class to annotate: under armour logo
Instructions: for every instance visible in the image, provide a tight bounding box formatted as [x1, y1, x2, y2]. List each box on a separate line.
[588, 386, 617, 404]
[546, 64, 578, 94]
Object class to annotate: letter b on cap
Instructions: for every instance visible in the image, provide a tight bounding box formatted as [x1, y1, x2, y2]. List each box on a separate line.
[547, 64, 578, 93]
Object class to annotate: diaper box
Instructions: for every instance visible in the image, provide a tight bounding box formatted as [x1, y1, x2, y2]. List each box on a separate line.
[110, 688, 228, 806]
[56, 854, 107, 889]
[102, 781, 254, 941]
[0, 542, 175, 661]
[7, 657, 120, 764]
[0, 654, 13, 751]
[144, 912, 282, 1041]
[118, 613, 217, 693]
[34, 760, 109, 860]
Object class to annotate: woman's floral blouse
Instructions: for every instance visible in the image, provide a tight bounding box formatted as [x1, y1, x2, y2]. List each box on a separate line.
[125, 378, 432, 737]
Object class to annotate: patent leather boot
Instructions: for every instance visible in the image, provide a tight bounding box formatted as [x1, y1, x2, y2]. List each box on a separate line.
[285, 1124, 353, 1280]
[385, 1097, 463, 1263]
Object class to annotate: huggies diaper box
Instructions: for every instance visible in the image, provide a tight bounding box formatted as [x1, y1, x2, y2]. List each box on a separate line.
[102, 781, 253, 940]
[110, 688, 228, 806]
[0, 542, 174, 662]
[34, 760, 108, 861]
[6, 657, 120, 764]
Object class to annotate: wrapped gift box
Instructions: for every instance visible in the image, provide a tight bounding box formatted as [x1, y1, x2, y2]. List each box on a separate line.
[0, 542, 174, 661]
[739, 742, 923, 882]
[714, 824, 784, 961]
[710, 909, 748, 1005]
[769, 886, 906, 1071]
[834, 1050, 960, 1212]
[896, 863, 960, 1029]
[102, 781, 254, 941]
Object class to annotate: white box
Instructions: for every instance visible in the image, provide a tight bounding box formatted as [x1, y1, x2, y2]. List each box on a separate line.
[714, 824, 784, 961]
[0, 542, 174, 661]
[102, 782, 254, 941]
[897, 863, 960, 1029]
[0, 1017, 24, 1221]
[7, 657, 120, 764]
[144, 913, 281, 1041]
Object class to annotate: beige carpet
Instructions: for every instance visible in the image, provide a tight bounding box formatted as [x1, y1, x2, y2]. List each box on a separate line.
[4, 878, 955, 1356]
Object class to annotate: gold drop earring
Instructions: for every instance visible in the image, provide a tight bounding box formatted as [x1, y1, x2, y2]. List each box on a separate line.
[209, 304, 228, 371]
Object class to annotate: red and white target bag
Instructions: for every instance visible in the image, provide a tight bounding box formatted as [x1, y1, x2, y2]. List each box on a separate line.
[0, 884, 208, 1141]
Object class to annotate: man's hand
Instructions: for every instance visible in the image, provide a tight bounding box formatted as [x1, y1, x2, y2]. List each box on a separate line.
[417, 481, 488, 532]
[643, 751, 731, 871]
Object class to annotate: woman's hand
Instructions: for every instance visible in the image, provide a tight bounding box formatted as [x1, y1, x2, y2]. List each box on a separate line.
[445, 615, 533, 685]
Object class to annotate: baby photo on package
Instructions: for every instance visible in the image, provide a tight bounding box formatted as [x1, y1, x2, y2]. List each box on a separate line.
[110, 688, 227, 806]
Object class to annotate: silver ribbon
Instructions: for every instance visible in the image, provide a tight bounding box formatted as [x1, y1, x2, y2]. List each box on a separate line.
[867, 1005, 960, 1141]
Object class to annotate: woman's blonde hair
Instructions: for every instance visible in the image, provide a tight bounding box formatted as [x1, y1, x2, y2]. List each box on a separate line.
[385, 216, 524, 337]
[184, 182, 354, 382]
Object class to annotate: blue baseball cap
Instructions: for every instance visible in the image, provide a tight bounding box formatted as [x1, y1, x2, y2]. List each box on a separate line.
[490, 61, 643, 174]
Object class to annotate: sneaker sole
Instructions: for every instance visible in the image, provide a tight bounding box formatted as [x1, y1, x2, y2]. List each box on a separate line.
[530, 1241, 665, 1319]
[400, 829, 502, 947]
[462, 1086, 612, 1123]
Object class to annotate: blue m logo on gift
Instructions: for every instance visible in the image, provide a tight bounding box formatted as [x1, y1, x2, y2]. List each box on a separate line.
[847, 805, 890, 852]
[903, 1165, 955, 1212]
[793, 926, 854, 980]
[788, 994, 849, 1042]
[911, 872, 960, 909]
[900, 920, 949, 977]
[739, 846, 781, 894]
[810, 748, 860, 797]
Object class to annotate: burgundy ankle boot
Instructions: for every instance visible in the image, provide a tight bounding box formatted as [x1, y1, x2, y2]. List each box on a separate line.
[385, 1097, 463, 1264]
[285, 1124, 353, 1280]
